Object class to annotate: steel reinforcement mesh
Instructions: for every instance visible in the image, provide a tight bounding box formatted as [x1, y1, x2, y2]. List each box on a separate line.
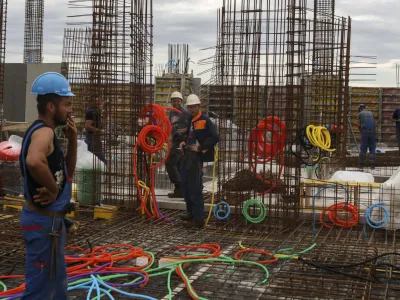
[0, 210, 400, 299]
[23, 0, 44, 63]
[62, 0, 153, 208]
[199, 0, 351, 226]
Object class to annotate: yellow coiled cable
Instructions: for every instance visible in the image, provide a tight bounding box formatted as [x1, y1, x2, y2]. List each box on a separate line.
[306, 125, 335, 152]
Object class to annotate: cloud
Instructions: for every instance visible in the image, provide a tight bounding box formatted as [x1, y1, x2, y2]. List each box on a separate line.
[4, 0, 398, 87]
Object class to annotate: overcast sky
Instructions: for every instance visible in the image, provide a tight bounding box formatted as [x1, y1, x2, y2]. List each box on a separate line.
[5, 0, 399, 87]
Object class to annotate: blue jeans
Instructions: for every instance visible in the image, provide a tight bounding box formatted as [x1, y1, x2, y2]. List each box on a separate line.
[20, 208, 67, 300]
[360, 130, 376, 165]
[180, 152, 204, 223]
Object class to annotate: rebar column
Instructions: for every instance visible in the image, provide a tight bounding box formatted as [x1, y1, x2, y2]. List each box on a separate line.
[23, 0, 44, 63]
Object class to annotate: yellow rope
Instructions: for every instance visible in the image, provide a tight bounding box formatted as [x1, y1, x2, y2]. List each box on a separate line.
[205, 146, 219, 226]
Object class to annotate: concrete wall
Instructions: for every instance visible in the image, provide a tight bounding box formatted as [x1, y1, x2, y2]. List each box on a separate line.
[3, 64, 27, 122]
[25, 63, 62, 122]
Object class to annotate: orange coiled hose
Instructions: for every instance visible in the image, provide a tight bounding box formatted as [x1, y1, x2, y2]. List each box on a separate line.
[320, 202, 359, 229]
[134, 104, 180, 221]
[247, 116, 286, 195]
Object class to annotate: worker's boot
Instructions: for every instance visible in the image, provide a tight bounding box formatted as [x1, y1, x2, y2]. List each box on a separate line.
[168, 185, 183, 198]
[183, 219, 204, 229]
[179, 212, 192, 222]
[64, 217, 80, 234]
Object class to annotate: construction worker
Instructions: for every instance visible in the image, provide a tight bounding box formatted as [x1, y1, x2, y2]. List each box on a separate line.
[357, 104, 376, 168]
[19, 72, 77, 299]
[179, 94, 219, 229]
[392, 107, 400, 151]
[85, 95, 105, 162]
[166, 91, 189, 198]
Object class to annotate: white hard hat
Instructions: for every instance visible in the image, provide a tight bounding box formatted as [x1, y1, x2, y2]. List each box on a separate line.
[186, 94, 201, 106]
[170, 91, 183, 100]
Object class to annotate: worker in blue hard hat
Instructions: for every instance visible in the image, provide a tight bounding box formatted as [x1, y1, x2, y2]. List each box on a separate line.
[357, 104, 376, 169]
[18, 72, 77, 299]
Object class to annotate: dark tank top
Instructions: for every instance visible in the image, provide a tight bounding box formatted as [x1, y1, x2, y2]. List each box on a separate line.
[19, 120, 66, 207]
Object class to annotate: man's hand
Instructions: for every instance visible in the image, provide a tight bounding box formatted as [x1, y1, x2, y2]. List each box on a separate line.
[179, 142, 186, 151]
[63, 116, 78, 141]
[33, 187, 59, 205]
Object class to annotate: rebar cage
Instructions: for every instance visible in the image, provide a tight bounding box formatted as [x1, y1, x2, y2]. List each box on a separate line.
[62, 0, 153, 208]
[200, 0, 351, 226]
[23, 0, 44, 63]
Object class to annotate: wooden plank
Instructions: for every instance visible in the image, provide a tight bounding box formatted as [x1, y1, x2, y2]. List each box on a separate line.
[301, 179, 381, 188]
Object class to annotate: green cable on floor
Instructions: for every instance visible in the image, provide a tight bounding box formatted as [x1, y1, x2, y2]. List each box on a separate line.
[274, 243, 317, 259]
[0, 280, 6, 292]
[242, 199, 267, 224]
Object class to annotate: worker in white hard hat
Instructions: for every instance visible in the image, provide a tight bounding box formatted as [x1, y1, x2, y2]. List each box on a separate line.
[166, 91, 190, 198]
[179, 94, 219, 229]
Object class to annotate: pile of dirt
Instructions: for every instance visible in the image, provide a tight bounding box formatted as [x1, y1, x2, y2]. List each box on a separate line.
[204, 190, 251, 205]
[221, 169, 280, 193]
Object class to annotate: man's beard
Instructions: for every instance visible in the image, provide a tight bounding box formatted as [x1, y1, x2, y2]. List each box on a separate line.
[54, 109, 67, 126]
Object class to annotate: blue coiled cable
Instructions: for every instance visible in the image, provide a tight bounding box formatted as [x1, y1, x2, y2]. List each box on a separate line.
[213, 201, 231, 221]
[364, 202, 390, 238]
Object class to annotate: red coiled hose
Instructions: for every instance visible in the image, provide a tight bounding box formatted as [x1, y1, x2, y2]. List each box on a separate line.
[133, 104, 180, 221]
[247, 116, 286, 194]
[320, 202, 359, 229]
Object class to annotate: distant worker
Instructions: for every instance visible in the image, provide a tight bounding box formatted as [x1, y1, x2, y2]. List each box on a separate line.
[179, 94, 219, 229]
[166, 91, 190, 198]
[19, 72, 78, 299]
[357, 104, 376, 168]
[85, 95, 105, 162]
[392, 107, 400, 151]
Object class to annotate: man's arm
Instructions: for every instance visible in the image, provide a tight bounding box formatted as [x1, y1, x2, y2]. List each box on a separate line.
[85, 111, 103, 134]
[26, 127, 59, 194]
[392, 110, 400, 122]
[64, 116, 78, 178]
[200, 119, 219, 152]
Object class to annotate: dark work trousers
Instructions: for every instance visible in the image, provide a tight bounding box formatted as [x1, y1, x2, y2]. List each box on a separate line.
[165, 147, 183, 186]
[86, 135, 105, 163]
[360, 129, 376, 166]
[396, 128, 400, 151]
[180, 151, 204, 223]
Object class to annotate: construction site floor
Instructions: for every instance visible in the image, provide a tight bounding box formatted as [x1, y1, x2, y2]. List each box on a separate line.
[0, 209, 399, 299]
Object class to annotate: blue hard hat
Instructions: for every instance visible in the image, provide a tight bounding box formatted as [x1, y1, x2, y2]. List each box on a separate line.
[31, 72, 75, 97]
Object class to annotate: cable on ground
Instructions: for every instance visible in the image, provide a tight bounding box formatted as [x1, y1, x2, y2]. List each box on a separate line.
[242, 199, 267, 224]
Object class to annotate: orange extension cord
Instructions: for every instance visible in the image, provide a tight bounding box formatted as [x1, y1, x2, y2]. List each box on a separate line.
[320, 202, 359, 229]
[247, 116, 286, 195]
[133, 104, 181, 221]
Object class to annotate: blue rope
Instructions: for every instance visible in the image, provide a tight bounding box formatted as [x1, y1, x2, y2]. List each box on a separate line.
[363, 202, 390, 238]
[213, 201, 231, 221]
[312, 184, 350, 235]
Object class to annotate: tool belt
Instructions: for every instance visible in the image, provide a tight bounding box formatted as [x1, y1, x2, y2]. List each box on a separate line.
[25, 202, 66, 218]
